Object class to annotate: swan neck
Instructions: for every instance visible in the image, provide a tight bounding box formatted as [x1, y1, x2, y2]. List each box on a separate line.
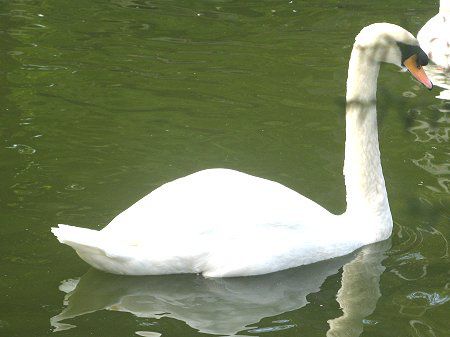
[343, 45, 392, 240]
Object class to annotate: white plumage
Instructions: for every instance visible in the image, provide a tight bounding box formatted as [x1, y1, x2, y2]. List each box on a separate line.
[418, 0, 450, 71]
[52, 23, 431, 277]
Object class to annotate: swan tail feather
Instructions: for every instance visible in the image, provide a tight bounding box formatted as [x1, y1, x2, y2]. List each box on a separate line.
[52, 224, 137, 274]
[51, 224, 106, 255]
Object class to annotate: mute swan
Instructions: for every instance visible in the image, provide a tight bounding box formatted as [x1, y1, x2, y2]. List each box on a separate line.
[52, 23, 432, 277]
[417, 0, 450, 71]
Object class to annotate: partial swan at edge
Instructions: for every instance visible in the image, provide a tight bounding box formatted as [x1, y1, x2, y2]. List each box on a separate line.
[52, 23, 432, 277]
[418, 0, 450, 71]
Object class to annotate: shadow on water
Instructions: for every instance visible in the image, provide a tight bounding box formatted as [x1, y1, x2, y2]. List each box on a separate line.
[51, 240, 390, 336]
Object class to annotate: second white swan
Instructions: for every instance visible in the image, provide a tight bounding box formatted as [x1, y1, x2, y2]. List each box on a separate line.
[417, 0, 450, 71]
[52, 23, 432, 277]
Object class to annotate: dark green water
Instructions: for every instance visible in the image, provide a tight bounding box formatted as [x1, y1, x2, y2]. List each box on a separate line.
[0, 1, 448, 336]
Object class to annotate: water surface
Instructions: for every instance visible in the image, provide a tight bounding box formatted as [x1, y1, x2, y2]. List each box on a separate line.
[0, 1, 448, 336]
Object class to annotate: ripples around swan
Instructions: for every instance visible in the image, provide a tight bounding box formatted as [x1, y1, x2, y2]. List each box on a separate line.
[423, 65, 450, 100]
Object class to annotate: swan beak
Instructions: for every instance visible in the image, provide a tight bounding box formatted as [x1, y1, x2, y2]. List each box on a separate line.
[404, 55, 433, 90]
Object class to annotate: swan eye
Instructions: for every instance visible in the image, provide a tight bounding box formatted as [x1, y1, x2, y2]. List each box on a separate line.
[397, 42, 429, 66]
[417, 50, 429, 66]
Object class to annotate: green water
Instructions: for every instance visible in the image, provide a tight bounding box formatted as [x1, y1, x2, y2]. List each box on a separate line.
[0, 0, 448, 336]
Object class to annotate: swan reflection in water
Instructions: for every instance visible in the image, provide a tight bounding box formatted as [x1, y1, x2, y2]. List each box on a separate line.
[51, 240, 390, 336]
[424, 64, 450, 100]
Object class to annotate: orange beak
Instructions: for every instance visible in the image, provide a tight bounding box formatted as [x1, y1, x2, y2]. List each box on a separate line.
[403, 54, 433, 90]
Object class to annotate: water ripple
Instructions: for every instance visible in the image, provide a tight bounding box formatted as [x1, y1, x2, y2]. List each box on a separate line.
[423, 64, 450, 101]
[412, 153, 450, 176]
[409, 320, 437, 337]
[246, 323, 297, 333]
[406, 291, 449, 306]
[6, 143, 36, 155]
[395, 290, 449, 317]
[408, 109, 449, 143]
[412, 152, 450, 194]
[390, 224, 448, 281]
[135, 332, 161, 337]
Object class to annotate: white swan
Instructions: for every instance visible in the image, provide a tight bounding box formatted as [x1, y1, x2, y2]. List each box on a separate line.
[417, 0, 450, 71]
[52, 23, 432, 277]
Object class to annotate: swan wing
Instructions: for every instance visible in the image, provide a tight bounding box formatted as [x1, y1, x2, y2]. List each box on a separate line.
[103, 168, 333, 238]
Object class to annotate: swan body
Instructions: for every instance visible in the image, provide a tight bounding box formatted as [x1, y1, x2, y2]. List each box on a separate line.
[52, 23, 432, 277]
[417, 0, 450, 71]
[54, 169, 358, 277]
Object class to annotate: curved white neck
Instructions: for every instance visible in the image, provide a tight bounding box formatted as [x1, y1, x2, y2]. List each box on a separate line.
[343, 45, 392, 240]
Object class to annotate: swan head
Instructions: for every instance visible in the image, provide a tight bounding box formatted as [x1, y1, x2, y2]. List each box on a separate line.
[354, 23, 433, 89]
